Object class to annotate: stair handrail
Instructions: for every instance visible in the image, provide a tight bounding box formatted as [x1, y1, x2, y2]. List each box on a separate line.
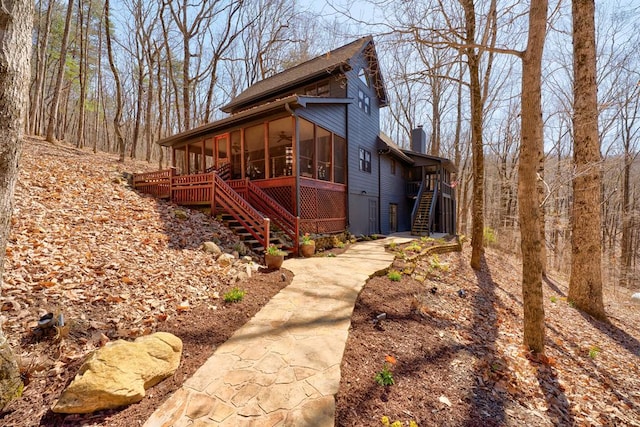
[245, 179, 300, 254]
[212, 173, 270, 250]
[411, 180, 425, 228]
[428, 180, 439, 233]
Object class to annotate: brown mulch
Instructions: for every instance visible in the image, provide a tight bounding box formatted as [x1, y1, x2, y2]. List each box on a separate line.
[335, 246, 640, 427]
[2, 138, 639, 427]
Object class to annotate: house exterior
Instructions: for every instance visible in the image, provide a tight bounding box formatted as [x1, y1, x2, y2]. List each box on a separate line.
[134, 36, 455, 252]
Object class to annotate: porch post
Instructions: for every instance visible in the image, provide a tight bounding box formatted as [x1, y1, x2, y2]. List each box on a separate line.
[294, 115, 300, 218]
[184, 145, 189, 174]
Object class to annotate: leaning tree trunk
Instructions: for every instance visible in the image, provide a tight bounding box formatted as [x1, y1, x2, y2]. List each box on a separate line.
[104, 0, 125, 162]
[519, 0, 548, 355]
[0, 0, 33, 408]
[568, 0, 606, 321]
[45, 0, 73, 143]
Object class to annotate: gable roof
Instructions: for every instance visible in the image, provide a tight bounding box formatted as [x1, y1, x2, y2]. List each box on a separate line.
[221, 36, 387, 113]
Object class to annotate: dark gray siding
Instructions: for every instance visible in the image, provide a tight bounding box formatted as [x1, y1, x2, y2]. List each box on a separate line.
[379, 155, 412, 234]
[297, 104, 347, 136]
[345, 54, 382, 235]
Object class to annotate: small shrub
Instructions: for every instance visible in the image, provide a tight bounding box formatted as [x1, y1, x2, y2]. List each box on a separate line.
[387, 270, 402, 281]
[374, 365, 395, 386]
[550, 296, 557, 303]
[588, 346, 600, 359]
[429, 254, 449, 272]
[483, 227, 497, 245]
[223, 287, 246, 303]
[406, 242, 422, 252]
[388, 242, 397, 250]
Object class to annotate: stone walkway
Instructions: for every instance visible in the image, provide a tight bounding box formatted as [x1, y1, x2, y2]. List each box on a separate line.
[144, 235, 412, 426]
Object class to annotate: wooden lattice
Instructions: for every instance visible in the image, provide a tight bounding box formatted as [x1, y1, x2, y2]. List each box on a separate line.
[299, 184, 346, 233]
[262, 186, 294, 213]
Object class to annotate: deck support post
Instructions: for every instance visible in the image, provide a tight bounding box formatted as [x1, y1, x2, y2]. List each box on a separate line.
[210, 172, 216, 215]
[169, 167, 175, 201]
[264, 218, 270, 250]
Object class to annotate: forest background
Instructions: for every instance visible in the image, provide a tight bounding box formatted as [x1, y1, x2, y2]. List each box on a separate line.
[27, 0, 640, 290]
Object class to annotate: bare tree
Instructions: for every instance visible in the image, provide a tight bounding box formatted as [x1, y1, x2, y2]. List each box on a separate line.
[45, 0, 74, 142]
[568, 0, 606, 321]
[519, 0, 548, 354]
[460, 0, 491, 270]
[104, 0, 125, 162]
[29, 0, 55, 136]
[0, 0, 33, 407]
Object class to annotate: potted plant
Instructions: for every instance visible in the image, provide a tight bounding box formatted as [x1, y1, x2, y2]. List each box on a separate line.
[264, 244, 286, 269]
[299, 233, 316, 258]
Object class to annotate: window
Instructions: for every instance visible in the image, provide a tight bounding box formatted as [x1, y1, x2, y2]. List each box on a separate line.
[334, 136, 346, 184]
[268, 117, 293, 178]
[317, 127, 331, 181]
[298, 119, 346, 183]
[299, 120, 315, 178]
[390, 158, 396, 175]
[358, 89, 370, 114]
[304, 79, 330, 97]
[358, 68, 369, 87]
[359, 148, 371, 173]
[245, 124, 265, 179]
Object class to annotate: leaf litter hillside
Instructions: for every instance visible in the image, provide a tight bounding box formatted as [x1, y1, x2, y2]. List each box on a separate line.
[0, 137, 291, 426]
[336, 245, 640, 426]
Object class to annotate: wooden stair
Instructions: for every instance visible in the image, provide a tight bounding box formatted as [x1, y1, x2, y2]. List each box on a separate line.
[412, 191, 434, 235]
[133, 168, 299, 256]
[220, 214, 293, 257]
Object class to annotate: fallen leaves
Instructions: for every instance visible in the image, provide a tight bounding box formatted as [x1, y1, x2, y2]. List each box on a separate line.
[2, 137, 250, 411]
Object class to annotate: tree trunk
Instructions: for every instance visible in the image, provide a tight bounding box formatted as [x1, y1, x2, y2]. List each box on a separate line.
[0, 0, 33, 408]
[460, 0, 485, 270]
[45, 0, 74, 143]
[519, 0, 547, 355]
[29, 0, 55, 136]
[569, 0, 606, 321]
[76, 0, 90, 149]
[104, 0, 125, 162]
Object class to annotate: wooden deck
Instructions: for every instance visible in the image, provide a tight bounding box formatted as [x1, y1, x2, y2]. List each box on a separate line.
[133, 169, 348, 255]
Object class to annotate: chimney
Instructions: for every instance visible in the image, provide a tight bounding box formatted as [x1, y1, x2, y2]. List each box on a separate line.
[411, 125, 427, 154]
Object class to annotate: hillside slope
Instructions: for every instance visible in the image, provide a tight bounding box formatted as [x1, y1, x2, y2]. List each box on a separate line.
[0, 138, 291, 426]
[336, 243, 640, 426]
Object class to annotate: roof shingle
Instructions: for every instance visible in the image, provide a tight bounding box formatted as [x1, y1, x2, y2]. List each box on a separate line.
[221, 36, 377, 113]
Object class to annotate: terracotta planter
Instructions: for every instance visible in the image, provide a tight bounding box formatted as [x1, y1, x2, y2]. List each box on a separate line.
[264, 253, 284, 269]
[300, 242, 315, 258]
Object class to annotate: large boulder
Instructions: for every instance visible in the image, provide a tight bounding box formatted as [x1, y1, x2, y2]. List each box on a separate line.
[201, 241, 222, 258]
[52, 332, 182, 414]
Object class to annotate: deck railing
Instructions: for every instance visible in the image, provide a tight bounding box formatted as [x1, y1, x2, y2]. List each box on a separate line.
[246, 179, 299, 254]
[133, 169, 271, 253]
[132, 169, 173, 198]
[212, 173, 270, 251]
